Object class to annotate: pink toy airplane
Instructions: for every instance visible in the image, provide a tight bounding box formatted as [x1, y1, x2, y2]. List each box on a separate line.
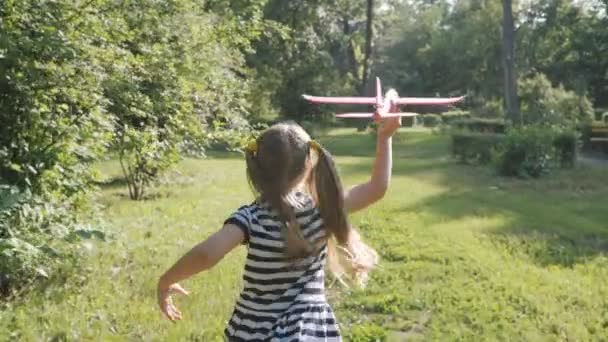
[302, 77, 464, 120]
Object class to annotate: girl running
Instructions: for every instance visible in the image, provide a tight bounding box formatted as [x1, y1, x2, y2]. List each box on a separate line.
[158, 118, 400, 341]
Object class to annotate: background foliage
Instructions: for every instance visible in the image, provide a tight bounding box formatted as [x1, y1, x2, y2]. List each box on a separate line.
[1, 0, 607, 321]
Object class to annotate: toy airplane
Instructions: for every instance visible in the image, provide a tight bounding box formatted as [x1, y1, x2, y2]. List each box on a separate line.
[302, 77, 464, 119]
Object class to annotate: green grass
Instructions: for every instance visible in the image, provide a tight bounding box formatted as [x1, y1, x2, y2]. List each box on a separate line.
[2, 128, 608, 341]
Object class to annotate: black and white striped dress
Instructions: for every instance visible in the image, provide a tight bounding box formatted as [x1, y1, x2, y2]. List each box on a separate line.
[223, 191, 341, 341]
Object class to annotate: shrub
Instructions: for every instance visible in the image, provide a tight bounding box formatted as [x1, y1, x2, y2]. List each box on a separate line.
[401, 116, 417, 127]
[472, 98, 505, 119]
[451, 132, 505, 164]
[553, 128, 580, 168]
[493, 126, 558, 178]
[603, 112, 608, 124]
[0, 186, 105, 296]
[0, 0, 111, 295]
[441, 110, 471, 124]
[519, 73, 594, 127]
[423, 114, 442, 127]
[207, 120, 266, 152]
[452, 118, 506, 134]
[300, 120, 332, 139]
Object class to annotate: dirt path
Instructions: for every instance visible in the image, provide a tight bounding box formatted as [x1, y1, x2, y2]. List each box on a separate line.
[579, 152, 608, 167]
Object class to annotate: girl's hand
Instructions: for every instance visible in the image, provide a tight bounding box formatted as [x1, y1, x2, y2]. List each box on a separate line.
[157, 281, 189, 321]
[376, 116, 402, 139]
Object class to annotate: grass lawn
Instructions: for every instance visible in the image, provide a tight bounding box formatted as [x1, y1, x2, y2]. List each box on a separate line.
[1, 128, 608, 341]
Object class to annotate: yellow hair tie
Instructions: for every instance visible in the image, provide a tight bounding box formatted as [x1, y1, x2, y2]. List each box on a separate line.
[310, 140, 322, 151]
[245, 139, 258, 153]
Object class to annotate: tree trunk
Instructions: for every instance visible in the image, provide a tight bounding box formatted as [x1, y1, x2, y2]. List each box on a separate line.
[360, 0, 374, 95]
[502, 0, 521, 125]
[118, 149, 135, 200]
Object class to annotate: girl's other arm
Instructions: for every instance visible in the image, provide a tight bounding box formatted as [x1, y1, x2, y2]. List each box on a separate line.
[344, 117, 401, 213]
[157, 224, 244, 320]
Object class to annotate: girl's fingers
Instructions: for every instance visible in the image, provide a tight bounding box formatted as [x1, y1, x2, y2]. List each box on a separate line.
[163, 303, 182, 321]
[158, 283, 188, 321]
[171, 283, 190, 296]
[162, 303, 173, 320]
[167, 304, 182, 321]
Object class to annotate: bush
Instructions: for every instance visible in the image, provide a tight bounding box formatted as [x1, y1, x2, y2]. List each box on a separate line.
[441, 110, 471, 124]
[553, 128, 580, 168]
[0, 1, 112, 295]
[300, 120, 332, 139]
[207, 120, 266, 152]
[493, 126, 558, 178]
[452, 132, 505, 164]
[0, 186, 105, 296]
[401, 116, 417, 127]
[423, 114, 442, 127]
[593, 108, 606, 121]
[519, 73, 594, 127]
[452, 118, 506, 134]
[472, 98, 505, 119]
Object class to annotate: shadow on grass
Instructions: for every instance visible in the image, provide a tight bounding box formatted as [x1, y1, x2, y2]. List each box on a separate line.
[203, 150, 242, 159]
[395, 188, 608, 267]
[94, 176, 129, 189]
[324, 130, 608, 268]
[112, 191, 173, 201]
[320, 129, 448, 159]
[94, 175, 176, 201]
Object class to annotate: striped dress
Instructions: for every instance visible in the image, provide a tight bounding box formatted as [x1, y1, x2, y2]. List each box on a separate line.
[223, 191, 341, 341]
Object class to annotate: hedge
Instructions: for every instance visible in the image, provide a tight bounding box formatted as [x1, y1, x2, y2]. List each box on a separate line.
[452, 127, 579, 171]
[423, 114, 442, 127]
[441, 110, 471, 124]
[451, 132, 505, 164]
[451, 118, 506, 134]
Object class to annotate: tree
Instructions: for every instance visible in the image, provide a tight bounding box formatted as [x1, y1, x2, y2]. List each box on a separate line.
[0, 0, 111, 199]
[96, 0, 257, 200]
[375, 0, 503, 104]
[248, 0, 384, 120]
[502, 0, 521, 125]
[518, 0, 608, 108]
[360, 0, 374, 95]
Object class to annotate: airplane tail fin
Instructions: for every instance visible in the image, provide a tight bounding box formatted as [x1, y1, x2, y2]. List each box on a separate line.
[335, 113, 374, 118]
[375, 77, 382, 107]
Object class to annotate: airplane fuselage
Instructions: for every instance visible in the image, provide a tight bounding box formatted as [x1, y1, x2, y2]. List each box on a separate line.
[373, 89, 400, 120]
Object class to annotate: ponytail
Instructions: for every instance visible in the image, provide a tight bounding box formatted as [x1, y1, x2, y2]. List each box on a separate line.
[312, 144, 349, 244]
[268, 188, 313, 259]
[311, 143, 378, 288]
[245, 140, 312, 259]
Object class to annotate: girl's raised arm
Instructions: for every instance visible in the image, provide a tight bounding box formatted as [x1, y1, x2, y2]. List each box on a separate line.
[157, 223, 245, 321]
[344, 117, 401, 213]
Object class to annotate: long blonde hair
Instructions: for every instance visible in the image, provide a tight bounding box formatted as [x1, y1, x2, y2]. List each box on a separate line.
[244, 122, 378, 287]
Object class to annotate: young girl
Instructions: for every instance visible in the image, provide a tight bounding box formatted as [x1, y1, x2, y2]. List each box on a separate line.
[158, 118, 401, 341]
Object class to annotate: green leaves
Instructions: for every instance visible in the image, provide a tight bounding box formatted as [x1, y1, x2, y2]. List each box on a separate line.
[519, 73, 594, 128]
[1, 0, 111, 197]
[492, 125, 579, 178]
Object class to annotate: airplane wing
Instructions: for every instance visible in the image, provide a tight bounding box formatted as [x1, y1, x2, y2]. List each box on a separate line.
[395, 96, 465, 105]
[335, 112, 419, 118]
[302, 95, 376, 105]
[382, 112, 419, 117]
[335, 113, 374, 118]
